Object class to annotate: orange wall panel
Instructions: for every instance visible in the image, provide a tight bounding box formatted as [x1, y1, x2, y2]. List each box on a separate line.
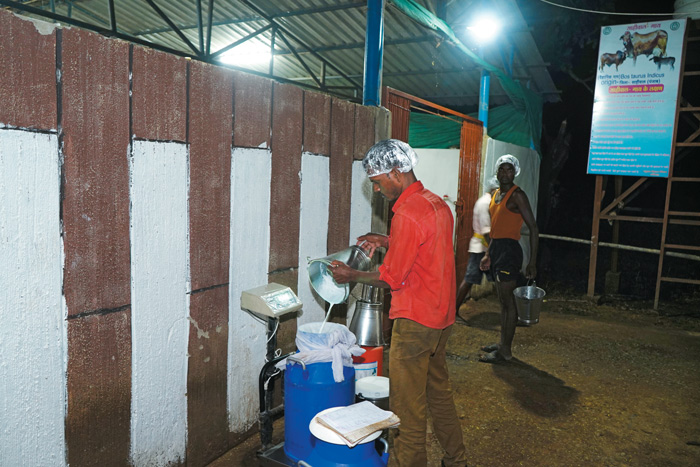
[269, 82, 303, 272]
[66, 311, 131, 467]
[189, 60, 233, 290]
[303, 90, 332, 155]
[0, 11, 56, 129]
[233, 71, 272, 148]
[328, 98, 355, 253]
[61, 28, 131, 316]
[132, 46, 187, 141]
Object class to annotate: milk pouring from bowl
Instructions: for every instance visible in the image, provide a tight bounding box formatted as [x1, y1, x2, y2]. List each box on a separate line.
[307, 245, 371, 304]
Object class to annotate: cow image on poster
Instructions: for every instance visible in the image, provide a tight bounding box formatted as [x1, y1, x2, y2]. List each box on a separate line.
[650, 55, 676, 70]
[620, 29, 668, 64]
[600, 50, 627, 71]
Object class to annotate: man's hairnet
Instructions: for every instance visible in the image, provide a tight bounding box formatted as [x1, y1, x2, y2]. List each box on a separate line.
[484, 176, 500, 193]
[363, 139, 419, 177]
[495, 154, 521, 177]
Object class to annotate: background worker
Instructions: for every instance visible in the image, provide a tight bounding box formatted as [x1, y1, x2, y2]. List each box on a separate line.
[455, 176, 500, 318]
[330, 139, 467, 467]
[479, 155, 539, 364]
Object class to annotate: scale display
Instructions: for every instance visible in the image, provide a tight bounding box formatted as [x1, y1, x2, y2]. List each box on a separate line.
[241, 283, 302, 318]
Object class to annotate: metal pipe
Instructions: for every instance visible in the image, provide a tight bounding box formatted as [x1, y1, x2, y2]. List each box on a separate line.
[541, 233, 700, 261]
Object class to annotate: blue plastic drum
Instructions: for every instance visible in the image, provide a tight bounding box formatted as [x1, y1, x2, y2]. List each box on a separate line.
[284, 360, 355, 463]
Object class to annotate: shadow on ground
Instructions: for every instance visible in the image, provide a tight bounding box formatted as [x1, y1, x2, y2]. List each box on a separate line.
[492, 358, 580, 418]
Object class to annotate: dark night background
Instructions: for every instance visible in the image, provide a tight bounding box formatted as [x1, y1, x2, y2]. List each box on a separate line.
[510, 0, 698, 304]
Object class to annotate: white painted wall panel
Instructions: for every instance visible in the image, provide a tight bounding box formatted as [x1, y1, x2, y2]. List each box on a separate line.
[129, 140, 189, 466]
[228, 147, 271, 432]
[297, 152, 330, 325]
[414, 148, 460, 241]
[349, 160, 372, 245]
[0, 130, 66, 467]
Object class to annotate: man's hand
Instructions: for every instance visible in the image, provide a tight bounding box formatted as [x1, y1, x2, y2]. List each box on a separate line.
[480, 255, 491, 272]
[329, 260, 356, 284]
[525, 263, 537, 279]
[357, 233, 388, 258]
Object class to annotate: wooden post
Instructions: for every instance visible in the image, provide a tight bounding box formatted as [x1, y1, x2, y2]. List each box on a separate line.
[588, 175, 604, 296]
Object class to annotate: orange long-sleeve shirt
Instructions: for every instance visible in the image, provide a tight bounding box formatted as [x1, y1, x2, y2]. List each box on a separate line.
[378, 181, 456, 329]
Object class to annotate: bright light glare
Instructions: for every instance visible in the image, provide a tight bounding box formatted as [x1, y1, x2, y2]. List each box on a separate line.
[217, 42, 271, 66]
[467, 16, 501, 43]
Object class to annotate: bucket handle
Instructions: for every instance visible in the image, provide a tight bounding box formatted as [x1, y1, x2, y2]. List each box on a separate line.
[287, 356, 306, 370]
[307, 256, 333, 266]
[297, 461, 312, 467]
[377, 436, 389, 454]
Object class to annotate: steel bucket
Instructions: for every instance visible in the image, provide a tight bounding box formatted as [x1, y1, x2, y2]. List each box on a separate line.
[513, 281, 546, 325]
[308, 246, 371, 304]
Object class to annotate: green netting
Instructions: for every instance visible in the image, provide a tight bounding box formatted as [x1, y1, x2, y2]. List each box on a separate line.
[408, 104, 534, 150]
[408, 113, 462, 149]
[390, 0, 543, 154]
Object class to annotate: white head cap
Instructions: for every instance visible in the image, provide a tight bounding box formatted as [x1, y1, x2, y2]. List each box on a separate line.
[363, 139, 419, 177]
[495, 154, 520, 177]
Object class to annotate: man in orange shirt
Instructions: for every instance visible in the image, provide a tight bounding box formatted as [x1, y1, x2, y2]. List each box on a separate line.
[479, 155, 539, 364]
[331, 139, 467, 467]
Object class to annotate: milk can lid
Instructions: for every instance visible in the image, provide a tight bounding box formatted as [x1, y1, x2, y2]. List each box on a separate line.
[355, 376, 390, 398]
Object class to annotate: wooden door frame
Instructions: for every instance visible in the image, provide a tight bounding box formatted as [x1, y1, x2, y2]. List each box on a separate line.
[382, 87, 484, 280]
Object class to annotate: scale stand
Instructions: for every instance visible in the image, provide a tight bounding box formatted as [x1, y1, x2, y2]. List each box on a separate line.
[257, 317, 293, 466]
[239, 283, 303, 466]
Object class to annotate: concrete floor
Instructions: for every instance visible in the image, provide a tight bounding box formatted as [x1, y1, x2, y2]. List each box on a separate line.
[209, 290, 700, 466]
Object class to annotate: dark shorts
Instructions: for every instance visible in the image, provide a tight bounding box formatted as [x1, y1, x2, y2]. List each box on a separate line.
[489, 238, 523, 282]
[464, 252, 494, 284]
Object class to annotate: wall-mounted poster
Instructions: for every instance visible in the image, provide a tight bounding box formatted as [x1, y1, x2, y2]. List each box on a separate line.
[588, 19, 687, 177]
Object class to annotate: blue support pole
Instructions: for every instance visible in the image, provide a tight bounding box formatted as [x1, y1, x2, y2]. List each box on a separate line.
[478, 69, 490, 130]
[478, 46, 490, 130]
[363, 0, 384, 106]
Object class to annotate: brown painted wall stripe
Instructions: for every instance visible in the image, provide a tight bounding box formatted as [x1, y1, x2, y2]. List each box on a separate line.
[269, 82, 303, 272]
[187, 59, 233, 466]
[0, 10, 56, 130]
[328, 98, 355, 254]
[62, 28, 131, 316]
[189, 60, 233, 291]
[131, 46, 187, 141]
[353, 104, 376, 161]
[302, 90, 332, 155]
[186, 287, 229, 467]
[233, 71, 272, 148]
[66, 311, 132, 467]
[61, 28, 132, 465]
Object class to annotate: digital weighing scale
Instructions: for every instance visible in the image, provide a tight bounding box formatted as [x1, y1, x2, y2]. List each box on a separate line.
[240, 283, 301, 466]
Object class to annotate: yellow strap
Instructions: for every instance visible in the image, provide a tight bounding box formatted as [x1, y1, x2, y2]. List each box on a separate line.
[473, 232, 489, 247]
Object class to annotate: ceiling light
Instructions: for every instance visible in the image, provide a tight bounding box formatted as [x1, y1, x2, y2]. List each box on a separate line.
[466, 15, 501, 43]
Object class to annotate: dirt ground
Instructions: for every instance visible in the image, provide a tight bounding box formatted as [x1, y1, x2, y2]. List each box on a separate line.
[210, 287, 700, 467]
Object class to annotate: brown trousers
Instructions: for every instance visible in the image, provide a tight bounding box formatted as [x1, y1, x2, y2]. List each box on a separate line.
[389, 318, 467, 466]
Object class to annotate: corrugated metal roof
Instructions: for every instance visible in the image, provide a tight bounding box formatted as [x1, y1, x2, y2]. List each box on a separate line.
[3, 0, 560, 109]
